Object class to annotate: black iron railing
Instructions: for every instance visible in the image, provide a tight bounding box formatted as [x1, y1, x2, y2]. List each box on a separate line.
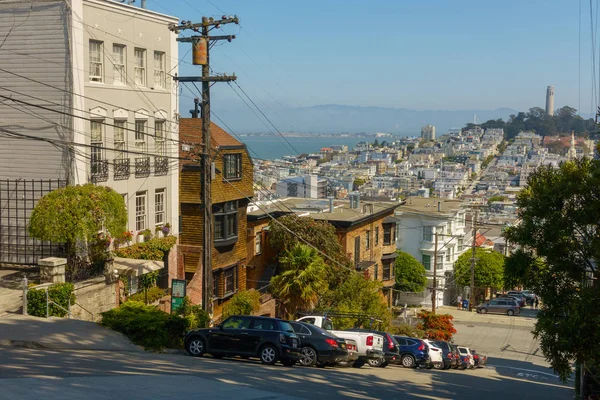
[154, 156, 168, 176]
[135, 157, 150, 178]
[113, 158, 130, 180]
[91, 160, 109, 182]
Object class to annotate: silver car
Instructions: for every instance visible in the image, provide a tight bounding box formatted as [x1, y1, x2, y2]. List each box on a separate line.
[476, 299, 521, 315]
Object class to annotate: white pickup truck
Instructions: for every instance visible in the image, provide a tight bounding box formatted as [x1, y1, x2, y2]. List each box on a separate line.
[296, 315, 384, 368]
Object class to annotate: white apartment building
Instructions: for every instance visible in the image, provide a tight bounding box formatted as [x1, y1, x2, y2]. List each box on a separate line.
[0, 0, 179, 265]
[421, 125, 436, 141]
[395, 197, 469, 307]
[275, 175, 328, 199]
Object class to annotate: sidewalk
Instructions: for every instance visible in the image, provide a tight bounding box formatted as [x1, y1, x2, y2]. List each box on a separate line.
[0, 314, 142, 352]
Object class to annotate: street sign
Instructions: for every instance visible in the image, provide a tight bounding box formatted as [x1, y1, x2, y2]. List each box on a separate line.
[171, 279, 187, 314]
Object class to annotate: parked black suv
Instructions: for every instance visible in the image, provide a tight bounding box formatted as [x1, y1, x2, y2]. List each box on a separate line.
[184, 315, 300, 366]
[346, 328, 400, 367]
[289, 321, 349, 367]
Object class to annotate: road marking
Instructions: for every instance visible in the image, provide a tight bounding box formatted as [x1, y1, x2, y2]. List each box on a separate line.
[488, 364, 565, 379]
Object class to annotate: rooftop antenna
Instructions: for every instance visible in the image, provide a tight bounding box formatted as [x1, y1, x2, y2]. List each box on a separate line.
[473, 113, 477, 125]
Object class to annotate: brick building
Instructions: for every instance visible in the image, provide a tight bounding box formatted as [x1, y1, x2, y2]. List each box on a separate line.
[246, 196, 401, 306]
[178, 118, 254, 318]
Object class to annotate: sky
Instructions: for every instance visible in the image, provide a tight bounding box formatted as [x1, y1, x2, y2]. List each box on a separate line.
[146, 0, 597, 114]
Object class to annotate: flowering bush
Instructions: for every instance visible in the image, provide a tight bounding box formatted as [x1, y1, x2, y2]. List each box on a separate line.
[416, 310, 457, 341]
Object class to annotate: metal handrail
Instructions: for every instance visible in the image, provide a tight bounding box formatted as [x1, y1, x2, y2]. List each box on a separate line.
[47, 300, 79, 320]
[71, 302, 95, 322]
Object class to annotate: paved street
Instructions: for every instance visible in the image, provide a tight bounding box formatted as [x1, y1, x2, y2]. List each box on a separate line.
[0, 306, 573, 400]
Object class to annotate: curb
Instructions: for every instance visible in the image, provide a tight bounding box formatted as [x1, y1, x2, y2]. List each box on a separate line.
[0, 340, 47, 349]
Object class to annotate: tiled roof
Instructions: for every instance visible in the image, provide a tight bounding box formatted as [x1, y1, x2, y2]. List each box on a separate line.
[475, 232, 494, 247]
[179, 118, 243, 147]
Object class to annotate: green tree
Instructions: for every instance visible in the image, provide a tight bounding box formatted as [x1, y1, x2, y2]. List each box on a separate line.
[318, 272, 392, 330]
[269, 214, 348, 268]
[270, 244, 331, 318]
[504, 157, 600, 384]
[353, 178, 366, 190]
[28, 184, 127, 267]
[454, 248, 504, 295]
[222, 290, 261, 319]
[394, 251, 427, 292]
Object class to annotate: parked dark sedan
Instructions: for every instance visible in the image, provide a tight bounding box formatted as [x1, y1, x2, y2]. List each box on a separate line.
[184, 315, 300, 366]
[432, 340, 458, 370]
[289, 321, 349, 367]
[347, 328, 400, 367]
[393, 336, 431, 368]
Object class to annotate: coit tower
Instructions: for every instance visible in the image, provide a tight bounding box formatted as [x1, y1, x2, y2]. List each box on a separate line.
[545, 86, 555, 116]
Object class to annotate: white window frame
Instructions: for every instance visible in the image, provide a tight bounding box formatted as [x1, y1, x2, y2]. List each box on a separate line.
[114, 120, 127, 160]
[134, 48, 146, 86]
[422, 254, 431, 271]
[155, 188, 165, 226]
[153, 51, 165, 89]
[135, 120, 147, 153]
[90, 120, 104, 162]
[423, 226, 433, 242]
[113, 44, 126, 85]
[89, 40, 104, 82]
[155, 120, 166, 156]
[135, 191, 147, 231]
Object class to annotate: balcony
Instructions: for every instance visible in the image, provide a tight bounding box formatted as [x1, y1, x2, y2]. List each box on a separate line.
[135, 157, 150, 178]
[154, 156, 168, 176]
[113, 158, 130, 180]
[91, 160, 108, 182]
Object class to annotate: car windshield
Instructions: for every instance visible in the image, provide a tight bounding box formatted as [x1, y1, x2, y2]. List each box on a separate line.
[279, 321, 295, 333]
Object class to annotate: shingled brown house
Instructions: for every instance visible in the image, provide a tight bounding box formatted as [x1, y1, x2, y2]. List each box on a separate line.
[178, 118, 253, 318]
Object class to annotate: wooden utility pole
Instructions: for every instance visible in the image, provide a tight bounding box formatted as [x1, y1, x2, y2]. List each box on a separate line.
[469, 208, 479, 312]
[169, 16, 238, 316]
[432, 231, 439, 314]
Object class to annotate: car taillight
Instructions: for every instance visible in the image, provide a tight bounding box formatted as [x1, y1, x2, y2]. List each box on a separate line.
[348, 344, 355, 350]
[474, 354, 479, 359]
[279, 334, 286, 344]
[447, 352, 452, 358]
[325, 338, 339, 348]
[366, 336, 373, 346]
[386, 334, 395, 350]
[417, 341, 425, 351]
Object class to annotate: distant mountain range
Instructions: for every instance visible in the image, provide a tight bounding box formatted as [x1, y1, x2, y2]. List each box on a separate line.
[211, 103, 519, 136]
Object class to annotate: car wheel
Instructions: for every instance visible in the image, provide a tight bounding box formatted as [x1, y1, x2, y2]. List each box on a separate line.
[352, 359, 366, 368]
[336, 360, 352, 368]
[259, 345, 279, 365]
[507, 309, 515, 316]
[433, 362, 444, 370]
[299, 347, 317, 367]
[479, 308, 487, 314]
[367, 357, 384, 368]
[401, 355, 416, 368]
[186, 337, 205, 357]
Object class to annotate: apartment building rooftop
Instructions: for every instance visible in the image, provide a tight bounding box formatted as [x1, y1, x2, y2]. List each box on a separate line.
[400, 197, 464, 216]
[248, 197, 401, 227]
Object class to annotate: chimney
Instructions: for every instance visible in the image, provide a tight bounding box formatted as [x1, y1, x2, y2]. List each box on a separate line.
[438, 201, 442, 212]
[328, 196, 334, 213]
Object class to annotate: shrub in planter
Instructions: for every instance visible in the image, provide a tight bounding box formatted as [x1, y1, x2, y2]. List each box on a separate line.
[222, 290, 261, 319]
[27, 283, 76, 318]
[127, 286, 166, 304]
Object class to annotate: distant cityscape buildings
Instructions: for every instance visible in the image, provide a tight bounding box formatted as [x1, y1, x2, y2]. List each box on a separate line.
[546, 85, 555, 116]
[421, 124, 436, 141]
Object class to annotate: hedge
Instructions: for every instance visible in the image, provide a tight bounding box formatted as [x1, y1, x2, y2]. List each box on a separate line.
[101, 297, 209, 350]
[27, 283, 76, 318]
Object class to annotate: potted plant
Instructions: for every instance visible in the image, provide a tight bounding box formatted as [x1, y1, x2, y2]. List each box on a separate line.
[136, 231, 145, 243]
[162, 223, 171, 237]
[141, 228, 153, 242]
[123, 231, 133, 245]
[155, 225, 164, 238]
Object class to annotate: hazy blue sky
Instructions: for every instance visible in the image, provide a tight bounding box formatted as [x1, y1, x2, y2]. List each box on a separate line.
[148, 0, 595, 114]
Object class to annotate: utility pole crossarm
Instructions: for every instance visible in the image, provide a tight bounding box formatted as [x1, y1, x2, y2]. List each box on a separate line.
[174, 75, 237, 82]
[177, 35, 236, 43]
[168, 16, 239, 33]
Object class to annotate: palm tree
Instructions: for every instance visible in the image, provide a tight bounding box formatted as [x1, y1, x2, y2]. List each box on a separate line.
[270, 243, 330, 319]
